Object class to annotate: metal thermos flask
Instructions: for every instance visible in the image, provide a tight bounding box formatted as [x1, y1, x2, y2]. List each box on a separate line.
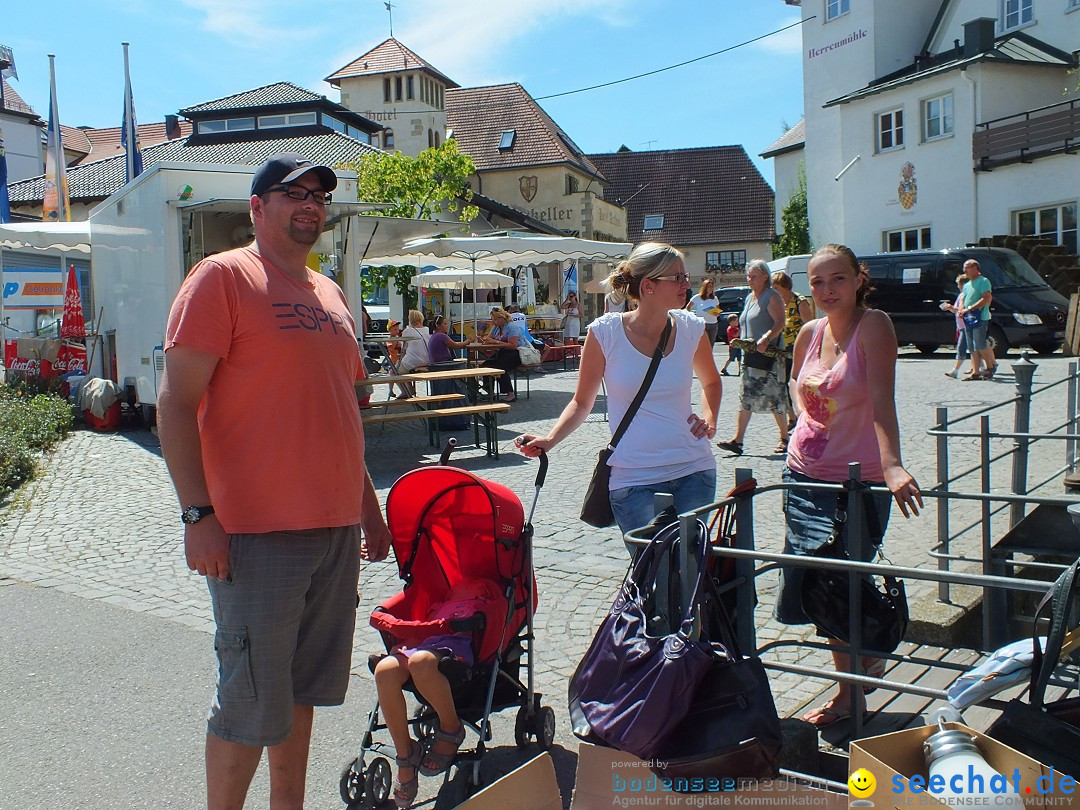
[922, 719, 1024, 809]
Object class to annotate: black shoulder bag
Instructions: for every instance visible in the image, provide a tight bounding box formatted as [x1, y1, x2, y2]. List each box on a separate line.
[800, 483, 908, 653]
[988, 558, 1080, 778]
[579, 318, 672, 528]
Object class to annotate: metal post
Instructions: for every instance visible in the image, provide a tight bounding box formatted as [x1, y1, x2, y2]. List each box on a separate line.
[980, 415, 1004, 649]
[1067, 362, 1078, 474]
[1010, 355, 1037, 527]
[936, 406, 951, 602]
[733, 467, 757, 653]
[846, 462, 865, 738]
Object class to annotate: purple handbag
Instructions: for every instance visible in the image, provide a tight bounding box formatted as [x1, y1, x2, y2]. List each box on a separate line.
[567, 525, 720, 760]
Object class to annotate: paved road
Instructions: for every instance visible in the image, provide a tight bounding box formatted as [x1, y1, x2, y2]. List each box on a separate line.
[2, 348, 1075, 809]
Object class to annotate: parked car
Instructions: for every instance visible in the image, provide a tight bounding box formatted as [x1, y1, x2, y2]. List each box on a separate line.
[770, 248, 1066, 355]
[714, 285, 751, 343]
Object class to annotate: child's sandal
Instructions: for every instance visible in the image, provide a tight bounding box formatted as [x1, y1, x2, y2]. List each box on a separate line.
[393, 741, 423, 809]
[418, 724, 466, 777]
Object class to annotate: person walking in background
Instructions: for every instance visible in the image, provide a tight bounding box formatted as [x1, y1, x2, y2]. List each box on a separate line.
[778, 243, 921, 729]
[685, 278, 721, 345]
[716, 259, 789, 456]
[941, 274, 968, 378]
[773, 271, 813, 431]
[958, 259, 996, 380]
[561, 291, 582, 344]
[157, 153, 392, 810]
[719, 314, 741, 376]
[515, 242, 721, 536]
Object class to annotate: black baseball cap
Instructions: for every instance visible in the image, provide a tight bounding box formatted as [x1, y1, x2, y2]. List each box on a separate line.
[250, 153, 338, 197]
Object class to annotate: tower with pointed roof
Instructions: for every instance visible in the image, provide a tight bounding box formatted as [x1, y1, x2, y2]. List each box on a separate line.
[326, 38, 459, 157]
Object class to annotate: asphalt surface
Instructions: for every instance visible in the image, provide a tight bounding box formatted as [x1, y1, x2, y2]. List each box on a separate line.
[2, 347, 1076, 809]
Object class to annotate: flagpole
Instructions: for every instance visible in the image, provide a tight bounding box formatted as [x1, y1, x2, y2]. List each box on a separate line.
[121, 42, 143, 185]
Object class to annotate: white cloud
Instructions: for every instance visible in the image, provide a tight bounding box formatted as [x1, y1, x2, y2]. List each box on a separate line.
[753, 15, 804, 55]
[179, 0, 322, 50]
[393, 0, 634, 87]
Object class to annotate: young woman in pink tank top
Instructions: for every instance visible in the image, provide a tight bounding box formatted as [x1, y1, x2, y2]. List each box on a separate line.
[778, 243, 923, 730]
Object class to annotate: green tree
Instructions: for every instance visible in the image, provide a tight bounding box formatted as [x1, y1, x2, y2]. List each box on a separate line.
[340, 141, 481, 308]
[773, 163, 811, 259]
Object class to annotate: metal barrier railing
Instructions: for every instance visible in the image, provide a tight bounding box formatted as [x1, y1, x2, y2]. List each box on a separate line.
[628, 465, 1080, 740]
[927, 358, 1080, 643]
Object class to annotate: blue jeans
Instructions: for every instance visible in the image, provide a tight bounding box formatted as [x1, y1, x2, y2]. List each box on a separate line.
[610, 468, 717, 540]
[955, 329, 968, 360]
[964, 319, 989, 352]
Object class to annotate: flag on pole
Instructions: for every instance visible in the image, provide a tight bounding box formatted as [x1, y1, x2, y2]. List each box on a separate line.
[0, 45, 16, 80]
[563, 261, 578, 295]
[0, 126, 11, 223]
[121, 42, 143, 184]
[42, 54, 70, 222]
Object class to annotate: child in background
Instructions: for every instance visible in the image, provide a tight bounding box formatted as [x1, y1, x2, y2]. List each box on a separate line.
[720, 314, 742, 376]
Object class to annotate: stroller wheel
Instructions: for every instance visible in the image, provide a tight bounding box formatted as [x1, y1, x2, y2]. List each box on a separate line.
[535, 706, 556, 751]
[339, 757, 366, 806]
[365, 757, 392, 805]
[514, 705, 531, 749]
[412, 706, 437, 743]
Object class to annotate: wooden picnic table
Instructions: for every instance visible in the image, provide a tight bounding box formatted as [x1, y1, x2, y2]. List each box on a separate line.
[358, 367, 507, 456]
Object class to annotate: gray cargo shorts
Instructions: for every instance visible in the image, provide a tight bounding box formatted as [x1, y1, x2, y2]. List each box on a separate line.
[205, 524, 361, 747]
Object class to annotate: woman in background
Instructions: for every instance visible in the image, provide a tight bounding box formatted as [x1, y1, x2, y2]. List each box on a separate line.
[686, 278, 721, 345]
[561, 291, 583, 344]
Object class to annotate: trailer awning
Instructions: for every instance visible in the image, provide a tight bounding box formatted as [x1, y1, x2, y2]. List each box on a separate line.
[170, 197, 389, 229]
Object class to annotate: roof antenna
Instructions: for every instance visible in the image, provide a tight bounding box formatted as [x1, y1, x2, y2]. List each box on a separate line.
[384, 1, 394, 37]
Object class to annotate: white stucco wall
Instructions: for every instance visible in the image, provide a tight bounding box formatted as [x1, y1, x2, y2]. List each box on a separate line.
[336, 74, 447, 157]
[1, 114, 43, 182]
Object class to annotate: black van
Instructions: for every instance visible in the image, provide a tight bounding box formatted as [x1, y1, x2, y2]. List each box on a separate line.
[856, 248, 1066, 355]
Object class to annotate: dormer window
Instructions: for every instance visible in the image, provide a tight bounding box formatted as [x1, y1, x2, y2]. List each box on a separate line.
[643, 215, 665, 231]
[198, 117, 254, 134]
[498, 130, 516, 151]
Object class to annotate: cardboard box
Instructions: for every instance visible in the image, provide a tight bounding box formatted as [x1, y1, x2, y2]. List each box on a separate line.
[850, 722, 1079, 808]
[456, 744, 847, 810]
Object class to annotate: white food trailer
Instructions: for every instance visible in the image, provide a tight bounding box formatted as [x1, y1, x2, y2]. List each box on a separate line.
[88, 160, 437, 421]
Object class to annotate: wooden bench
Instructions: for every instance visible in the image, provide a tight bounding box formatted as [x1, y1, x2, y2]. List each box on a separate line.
[359, 394, 463, 411]
[361, 402, 511, 458]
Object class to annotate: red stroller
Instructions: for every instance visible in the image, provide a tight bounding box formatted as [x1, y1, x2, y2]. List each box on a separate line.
[340, 441, 553, 808]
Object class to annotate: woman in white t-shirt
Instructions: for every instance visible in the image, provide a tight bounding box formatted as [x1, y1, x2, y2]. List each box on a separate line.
[685, 278, 721, 345]
[515, 242, 723, 536]
[398, 309, 431, 396]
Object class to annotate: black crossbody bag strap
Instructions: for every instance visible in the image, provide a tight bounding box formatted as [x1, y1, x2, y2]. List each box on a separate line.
[607, 316, 673, 452]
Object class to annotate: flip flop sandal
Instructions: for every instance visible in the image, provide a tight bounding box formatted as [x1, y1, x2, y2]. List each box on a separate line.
[800, 704, 854, 729]
[772, 438, 789, 455]
[716, 439, 743, 455]
[393, 741, 423, 809]
[418, 724, 466, 777]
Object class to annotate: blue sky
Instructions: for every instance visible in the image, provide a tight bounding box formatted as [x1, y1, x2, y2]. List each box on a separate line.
[4, 0, 805, 184]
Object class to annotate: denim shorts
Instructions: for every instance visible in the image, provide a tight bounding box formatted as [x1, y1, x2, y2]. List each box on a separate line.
[965, 319, 989, 352]
[610, 468, 717, 540]
[955, 330, 969, 360]
[206, 525, 361, 746]
[775, 468, 893, 625]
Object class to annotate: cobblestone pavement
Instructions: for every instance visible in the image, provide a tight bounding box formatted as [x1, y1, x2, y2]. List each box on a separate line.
[2, 348, 1075, 808]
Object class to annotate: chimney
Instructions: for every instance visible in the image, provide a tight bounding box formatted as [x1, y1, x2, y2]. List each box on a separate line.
[963, 18, 997, 58]
[165, 114, 180, 139]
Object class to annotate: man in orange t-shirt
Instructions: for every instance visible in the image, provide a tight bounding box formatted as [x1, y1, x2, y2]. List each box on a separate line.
[158, 153, 391, 810]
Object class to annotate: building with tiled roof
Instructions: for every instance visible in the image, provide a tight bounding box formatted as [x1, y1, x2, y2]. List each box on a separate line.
[777, 0, 1080, 256]
[8, 81, 383, 220]
[326, 39, 458, 157]
[72, 118, 193, 166]
[760, 119, 805, 241]
[588, 146, 775, 283]
[1, 78, 44, 182]
[326, 38, 458, 89]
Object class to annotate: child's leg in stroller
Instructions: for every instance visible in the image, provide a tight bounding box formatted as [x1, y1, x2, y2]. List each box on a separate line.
[374, 656, 421, 808]
[408, 651, 464, 776]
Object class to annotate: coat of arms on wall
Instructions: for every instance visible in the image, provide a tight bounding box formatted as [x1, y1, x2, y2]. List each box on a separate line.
[519, 175, 538, 202]
[897, 162, 917, 210]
